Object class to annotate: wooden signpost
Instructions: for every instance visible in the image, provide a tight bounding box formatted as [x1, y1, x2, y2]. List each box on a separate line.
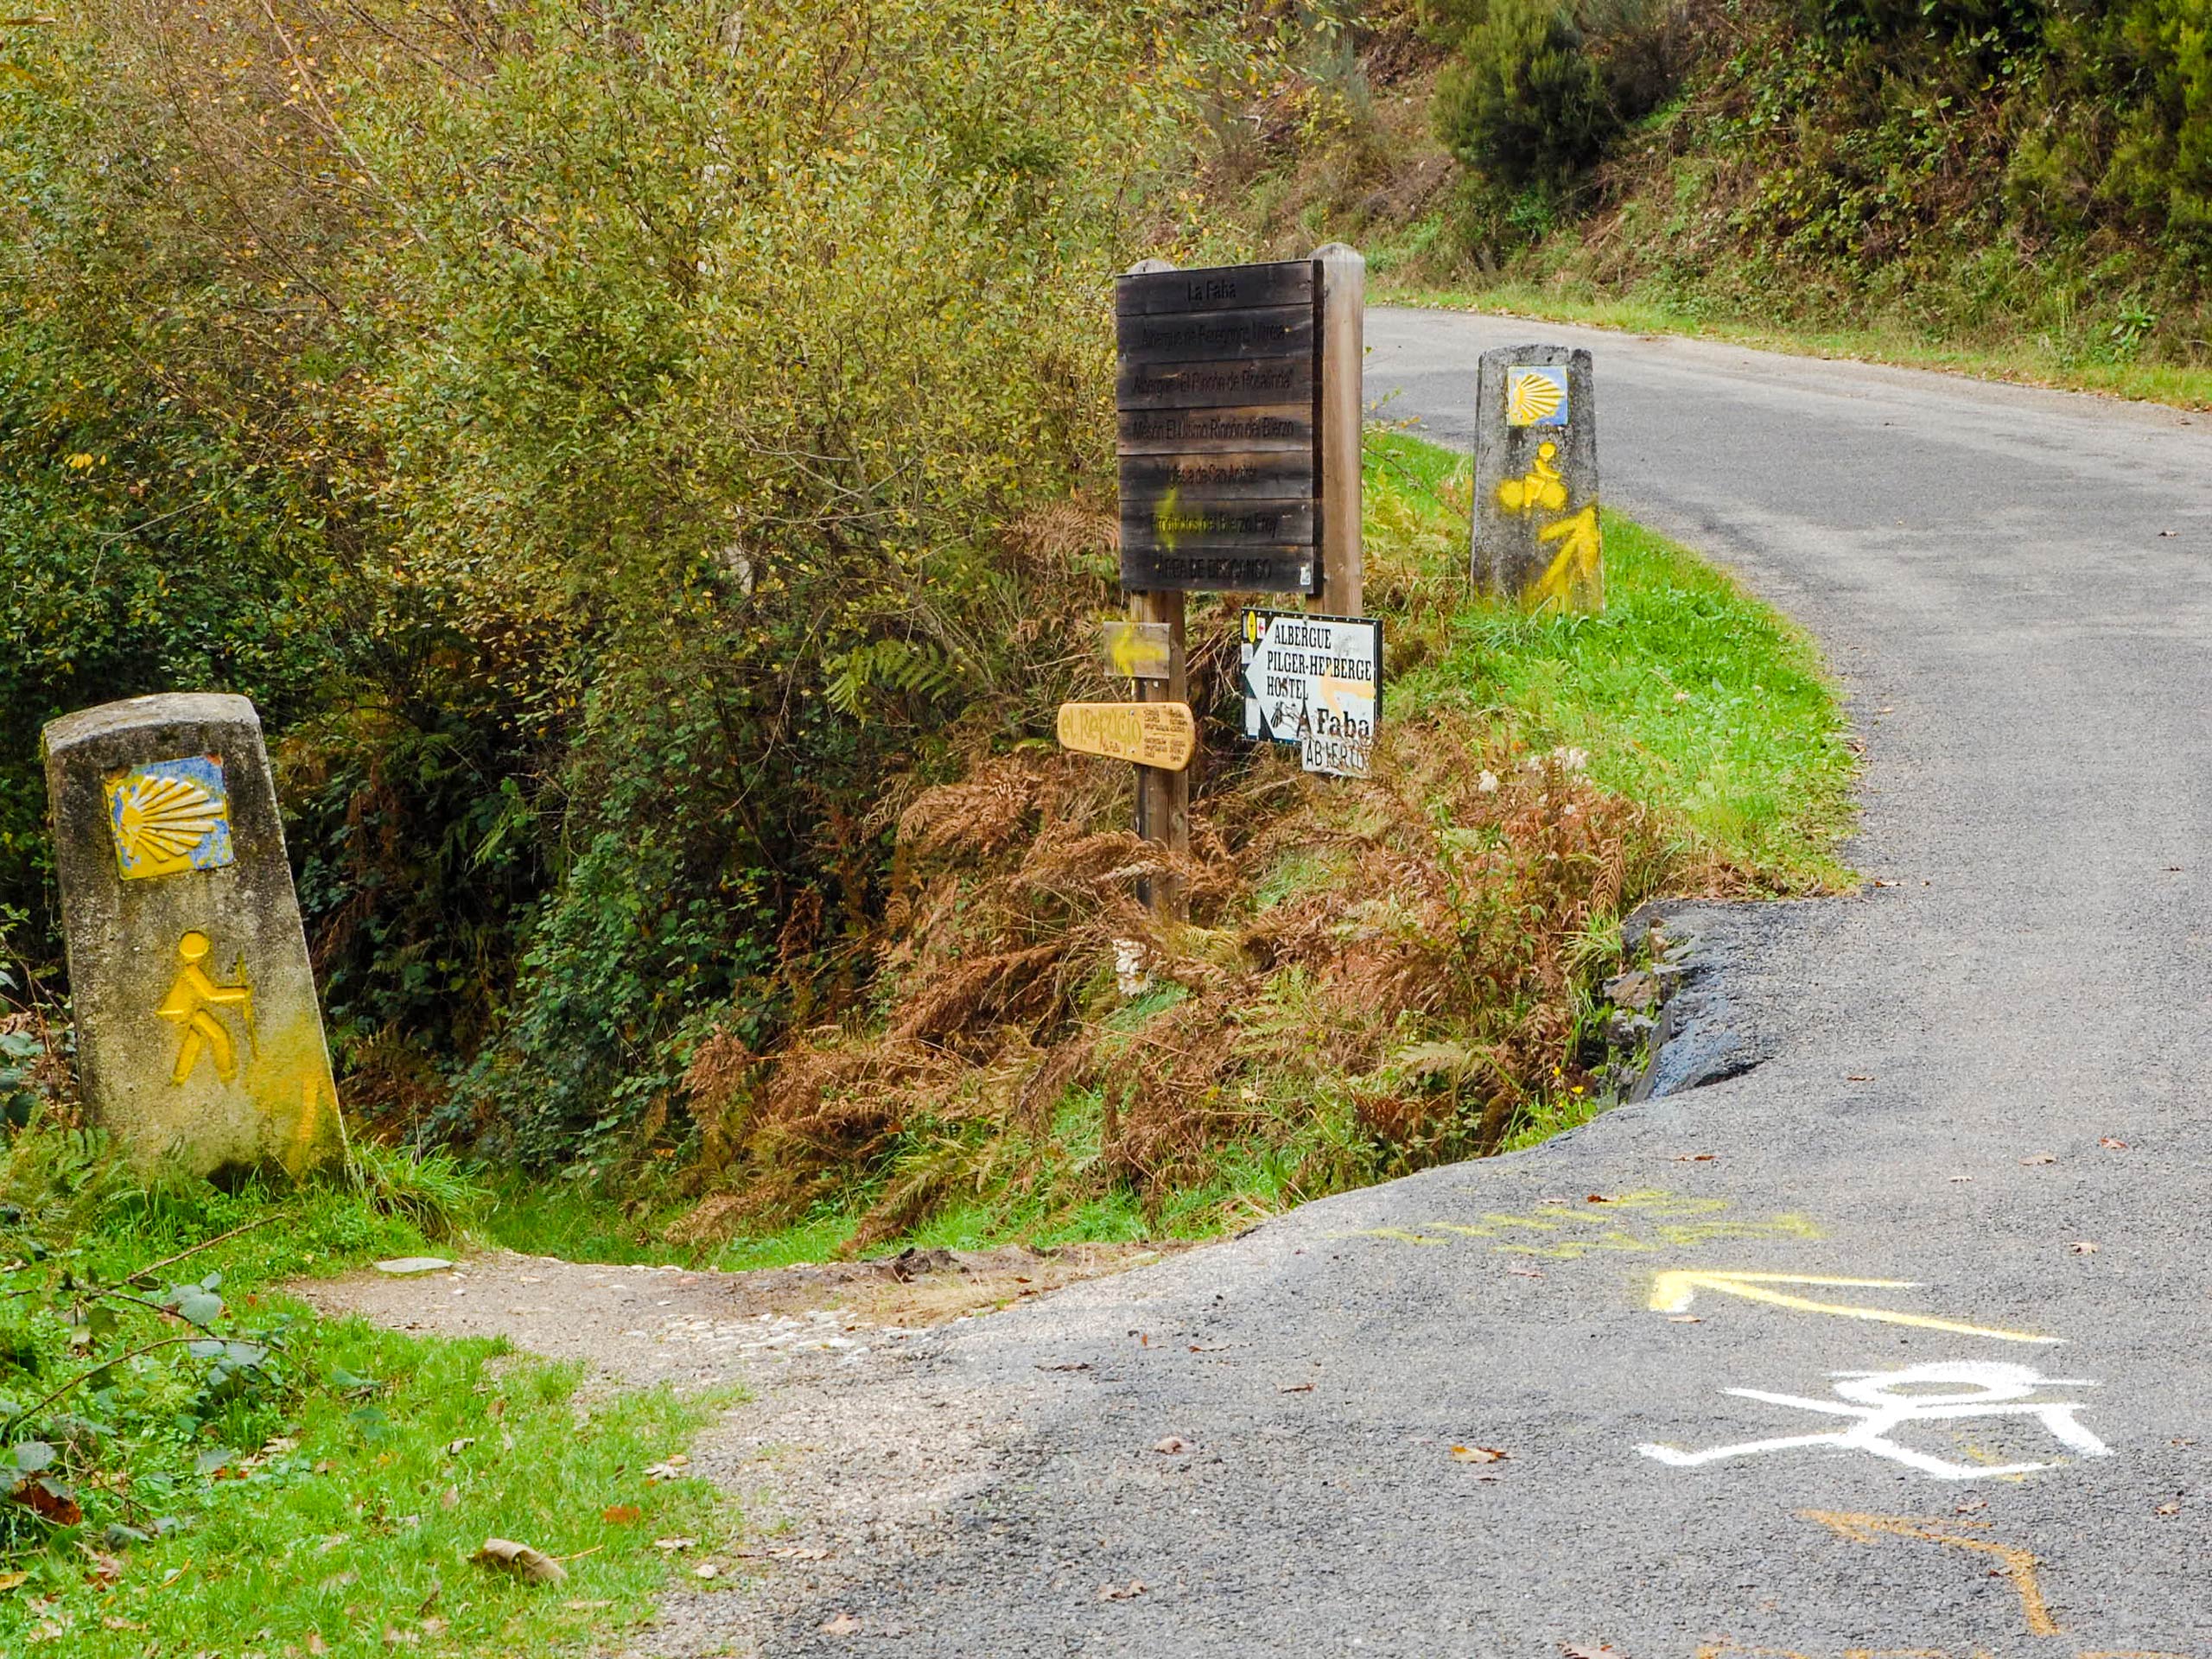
[1066, 247, 1366, 917]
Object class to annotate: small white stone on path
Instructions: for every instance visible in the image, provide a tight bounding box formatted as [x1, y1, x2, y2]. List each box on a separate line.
[375, 1257, 454, 1276]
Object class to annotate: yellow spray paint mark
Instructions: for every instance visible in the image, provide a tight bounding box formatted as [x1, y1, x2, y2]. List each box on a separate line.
[287, 1075, 324, 1173]
[1495, 441, 1568, 517]
[1338, 1192, 1821, 1259]
[157, 931, 255, 1084]
[1529, 502, 1604, 613]
[1800, 1511, 2058, 1637]
[1649, 1269, 2062, 1344]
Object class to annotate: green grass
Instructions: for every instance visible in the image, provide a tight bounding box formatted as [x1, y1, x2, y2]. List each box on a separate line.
[0, 1135, 733, 1657]
[1366, 428, 1856, 892]
[1379, 277, 2212, 410]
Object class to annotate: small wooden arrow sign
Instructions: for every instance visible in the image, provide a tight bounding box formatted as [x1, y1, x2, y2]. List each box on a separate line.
[1100, 620, 1173, 681]
[1058, 702, 1196, 771]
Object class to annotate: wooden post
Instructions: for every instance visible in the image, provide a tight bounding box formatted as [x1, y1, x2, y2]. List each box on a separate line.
[1309, 243, 1365, 620]
[1122, 258, 1190, 918]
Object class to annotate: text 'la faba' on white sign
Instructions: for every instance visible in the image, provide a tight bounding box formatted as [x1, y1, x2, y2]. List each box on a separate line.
[1239, 609, 1382, 779]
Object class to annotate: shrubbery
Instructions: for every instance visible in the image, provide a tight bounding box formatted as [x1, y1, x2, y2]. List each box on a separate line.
[0, 1, 1270, 1161]
[1427, 0, 2212, 339]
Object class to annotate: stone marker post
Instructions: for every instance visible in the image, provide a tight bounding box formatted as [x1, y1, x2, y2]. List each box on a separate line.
[43, 693, 341, 1180]
[1471, 344, 1603, 613]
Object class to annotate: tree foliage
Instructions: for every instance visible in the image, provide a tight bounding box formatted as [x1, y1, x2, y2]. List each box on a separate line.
[0, 0, 1271, 1160]
[1431, 0, 2212, 302]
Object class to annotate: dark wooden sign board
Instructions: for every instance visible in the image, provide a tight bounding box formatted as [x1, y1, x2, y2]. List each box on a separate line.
[1114, 260, 1322, 596]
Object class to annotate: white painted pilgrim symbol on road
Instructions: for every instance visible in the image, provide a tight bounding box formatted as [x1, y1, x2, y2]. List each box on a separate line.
[1637, 1361, 2110, 1480]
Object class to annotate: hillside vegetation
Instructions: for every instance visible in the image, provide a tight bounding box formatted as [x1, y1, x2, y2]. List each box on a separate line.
[2, 2, 1854, 1261]
[1236, 0, 2212, 394]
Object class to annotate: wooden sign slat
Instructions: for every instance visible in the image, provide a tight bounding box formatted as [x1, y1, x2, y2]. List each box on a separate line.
[1120, 546, 1319, 595]
[1120, 498, 1316, 551]
[1117, 451, 1313, 502]
[1117, 404, 1312, 454]
[1114, 260, 1315, 317]
[1116, 353, 1313, 411]
[1115, 305, 1313, 366]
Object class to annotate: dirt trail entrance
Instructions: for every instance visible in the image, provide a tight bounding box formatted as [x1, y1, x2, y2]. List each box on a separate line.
[296, 1241, 1188, 1654]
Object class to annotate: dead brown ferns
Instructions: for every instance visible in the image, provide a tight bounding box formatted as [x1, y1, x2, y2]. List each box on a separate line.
[674, 715, 1667, 1250]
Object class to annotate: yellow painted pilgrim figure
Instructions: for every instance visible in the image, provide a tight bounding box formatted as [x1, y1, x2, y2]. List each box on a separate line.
[158, 931, 254, 1084]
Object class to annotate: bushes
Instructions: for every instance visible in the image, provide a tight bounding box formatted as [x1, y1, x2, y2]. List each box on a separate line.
[1431, 0, 1694, 194]
[1424, 0, 2212, 327]
[0, 0, 1269, 1160]
[1434, 0, 1619, 191]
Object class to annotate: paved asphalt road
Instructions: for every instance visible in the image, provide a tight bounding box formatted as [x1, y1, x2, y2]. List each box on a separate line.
[765, 310, 2212, 1656]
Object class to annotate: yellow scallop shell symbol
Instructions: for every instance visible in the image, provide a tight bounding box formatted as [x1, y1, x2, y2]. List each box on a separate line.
[115, 775, 221, 865]
[1507, 368, 1566, 426]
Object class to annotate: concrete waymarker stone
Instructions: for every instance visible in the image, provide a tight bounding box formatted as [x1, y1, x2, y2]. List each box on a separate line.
[1471, 344, 1602, 613]
[42, 693, 341, 1181]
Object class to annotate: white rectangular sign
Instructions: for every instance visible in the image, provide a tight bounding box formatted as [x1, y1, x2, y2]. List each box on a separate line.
[1240, 609, 1382, 778]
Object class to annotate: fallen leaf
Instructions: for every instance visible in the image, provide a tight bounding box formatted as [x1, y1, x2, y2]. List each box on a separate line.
[420, 1618, 448, 1637]
[307, 1636, 328, 1656]
[1847, 1074, 1873, 1082]
[1871, 878, 1900, 887]
[1668, 1315, 1702, 1324]
[101, 1617, 144, 1630]
[1669, 1153, 1715, 1162]
[652, 1537, 697, 1552]
[1451, 1446, 1508, 1464]
[563, 1600, 613, 1611]
[2019, 1153, 2056, 1165]
[1584, 1193, 1615, 1205]
[12, 1478, 79, 1527]
[1949, 1175, 1973, 1183]
[2156, 1502, 2180, 1516]
[444, 1439, 475, 1457]
[2069, 1241, 2100, 1255]
[766, 1545, 833, 1561]
[819, 1611, 862, 1635]
[2100, 1136, 2131, 1150]
[601, 1505, 641, 1525]
[471, 1539, 567, 1584]
[1096, 1579, 1146, 1602]
[1152, 1437, 1190, 1455]
[439, 1487, 459, 1510]
[1276, 1382, 1314, 1394]
[643, 1456, 689, 1479]
[1507, 1265, 1544, 1279]
[1562, 1646, 1619, 1658]
[692, 1562, 719, 1580]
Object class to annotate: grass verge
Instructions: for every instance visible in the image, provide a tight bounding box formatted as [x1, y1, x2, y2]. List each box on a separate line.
[0, 1134, 728, 1656]
[1379, 279, 2212, 410]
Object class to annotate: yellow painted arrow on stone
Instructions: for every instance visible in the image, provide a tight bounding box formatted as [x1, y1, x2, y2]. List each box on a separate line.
[1648, 1270, 2063, 1344]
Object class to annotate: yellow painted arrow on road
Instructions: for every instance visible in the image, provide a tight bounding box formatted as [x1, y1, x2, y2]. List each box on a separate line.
[1648, 1270, 2063, 1344]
